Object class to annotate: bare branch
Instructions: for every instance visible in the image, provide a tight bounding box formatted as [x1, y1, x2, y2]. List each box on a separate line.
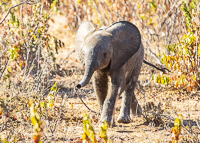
[91, 0, 105, 25]
[0, 57, 9, 80]
[0, 0, 39, 25]
[74, 87, 97, 114]
[60, 50, 75, 65]
[0, 47, 9, 58]
[0, 2, 10, 7]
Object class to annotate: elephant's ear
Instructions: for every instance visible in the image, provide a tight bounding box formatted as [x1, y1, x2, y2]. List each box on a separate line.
[75, 22, 95, 65]
[106, 21, 141, 72]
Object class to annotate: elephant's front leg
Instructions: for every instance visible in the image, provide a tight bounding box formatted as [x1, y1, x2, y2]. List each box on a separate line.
[100, 68, 125, 125]
[93, 71, 108, 113]
[117, 88, 132, 123]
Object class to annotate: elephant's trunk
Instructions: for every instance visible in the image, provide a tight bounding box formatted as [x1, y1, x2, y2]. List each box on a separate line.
[77, 59, 95, 89]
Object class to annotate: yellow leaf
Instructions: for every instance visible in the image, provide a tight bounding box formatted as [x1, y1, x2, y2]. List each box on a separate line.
[139, 14, 146, 20]
[192, 62, 195, 67]
[171, 56, 175, 61]
[178, 114, 183, 119]
[174, 118, 182, 128]
[7, 67, 11, 73]
[77, 0, 82, 3]
[1, 135, 9, 143]
[87, 1, 92, 5]
[193, 74, 196, 81]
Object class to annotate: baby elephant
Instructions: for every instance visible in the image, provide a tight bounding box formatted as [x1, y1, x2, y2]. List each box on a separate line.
[75, 21, 144, 124]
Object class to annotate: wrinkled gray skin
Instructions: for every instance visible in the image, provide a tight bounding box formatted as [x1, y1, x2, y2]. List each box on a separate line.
[75, 21, 144, 125]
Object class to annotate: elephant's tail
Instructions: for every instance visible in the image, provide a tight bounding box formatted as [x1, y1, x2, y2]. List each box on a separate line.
[143, 60, 170, 74]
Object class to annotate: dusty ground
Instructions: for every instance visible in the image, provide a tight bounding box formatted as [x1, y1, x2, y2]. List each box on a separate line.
[44, 15, 200, 142]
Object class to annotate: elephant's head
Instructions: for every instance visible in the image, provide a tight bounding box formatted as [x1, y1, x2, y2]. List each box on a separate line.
[75, 21, 141, 88]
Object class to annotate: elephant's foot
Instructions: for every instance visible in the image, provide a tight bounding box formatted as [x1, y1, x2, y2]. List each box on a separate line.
[99, 115, 115, 127]
[117, 113, 130, 123]
[130, 103, 142, 118]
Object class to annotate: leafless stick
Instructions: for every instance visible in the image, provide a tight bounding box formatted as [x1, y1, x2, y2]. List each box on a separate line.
[101, 0, 113, 24]
[168, 8, 180, 44]
[22, 42, 30, 88]
[142, 36, 163, 64]
[0, 47, 9, 58]
[0, 0, 39, 24]
[136, 86, 150, 111]
[195, 30, 199, 79]
[0, 0, 27, 24]
[49, 89, 64, 135]
[145, 48, 169, 71]
[73, 0, 81, 25]
[145, 111, 174, 121]
[91, 0, 105, 25]
[161, 1, 182, 27]
[0, 2, 10, 7]
[0, 57, 9, 80]
[74, 87, 96, 114]
[61, 50, 75, 64]
[144, 41, 163, 65]
[196, 120, 200, 131]
[20, 0, 23, 24]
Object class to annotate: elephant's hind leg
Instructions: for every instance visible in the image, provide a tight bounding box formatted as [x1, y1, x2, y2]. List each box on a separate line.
[130, 80, 142, 117]
[92, 71, 108, 113]
[130, 66, 143, 117]
[117, 78, 142, 123]
[117, 70, 142, 123]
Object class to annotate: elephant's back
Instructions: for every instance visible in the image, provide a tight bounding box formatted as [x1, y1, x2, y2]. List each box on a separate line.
[106, 21, 140, 32]
[105, 21, 141, 43]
